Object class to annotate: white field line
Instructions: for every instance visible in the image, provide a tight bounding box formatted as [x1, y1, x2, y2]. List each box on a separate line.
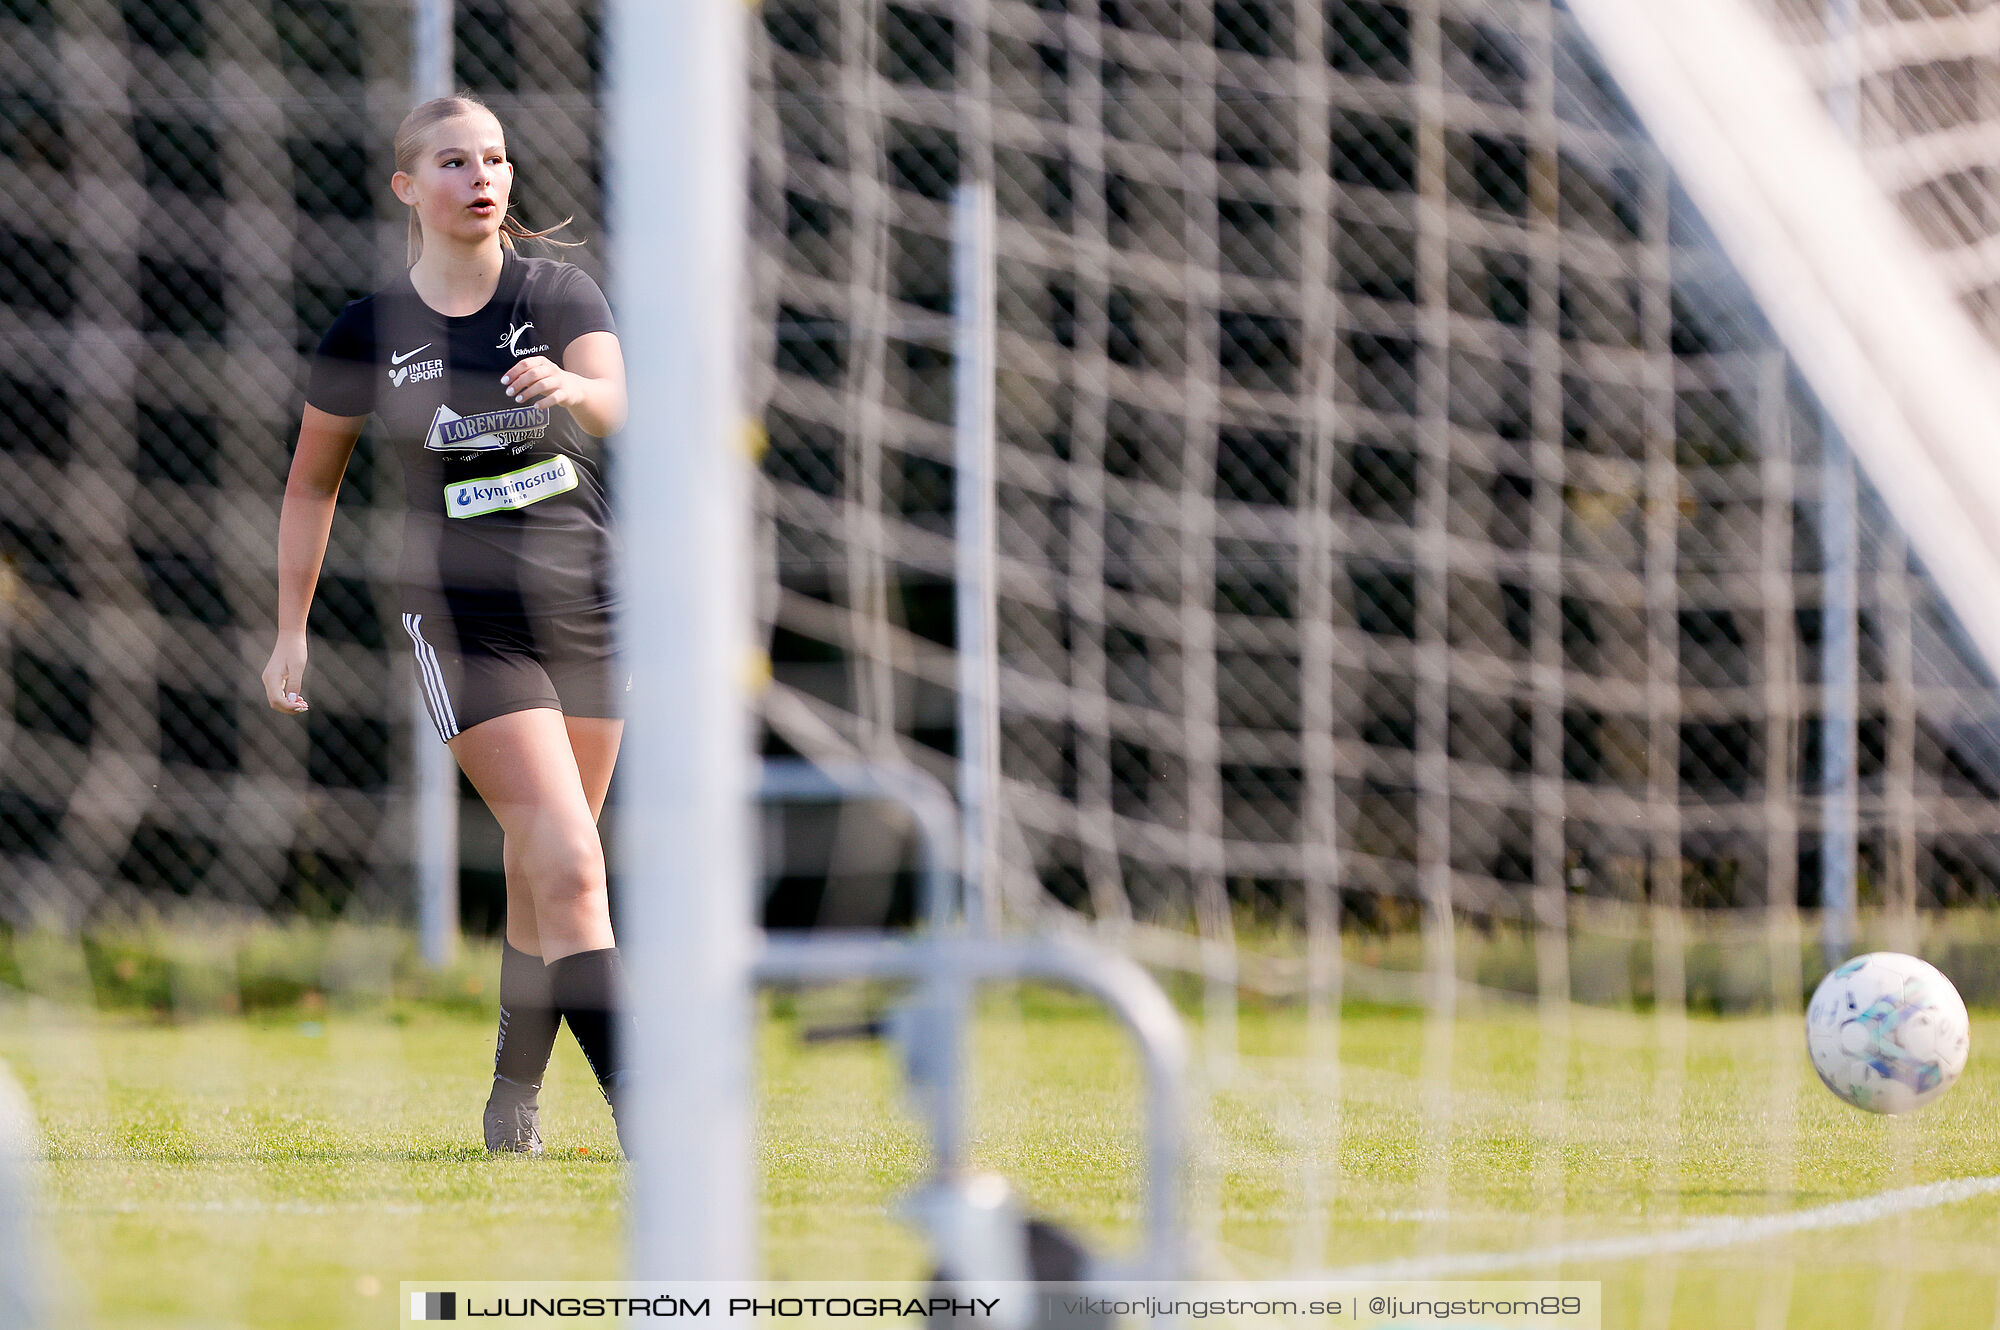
[1324, 1175, 2000, 1279]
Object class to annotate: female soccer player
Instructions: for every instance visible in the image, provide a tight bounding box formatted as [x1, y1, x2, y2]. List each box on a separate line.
[262, 95, 629, 1154]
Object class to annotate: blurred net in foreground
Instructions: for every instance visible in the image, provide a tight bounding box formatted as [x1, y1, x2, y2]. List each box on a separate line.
[9, 0, 2000, 949]
[752, 0, 2000, 967]
[5, 0, 2000, 1314]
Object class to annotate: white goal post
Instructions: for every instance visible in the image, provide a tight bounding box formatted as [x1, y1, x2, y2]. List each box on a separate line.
[608, 0, 758, 1280]
[0, 1062, 43, 1329]
[410, 0, 460, 972]
[1565, 0, 2000, 686]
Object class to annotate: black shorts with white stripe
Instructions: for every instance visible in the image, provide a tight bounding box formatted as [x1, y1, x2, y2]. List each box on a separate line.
[401, 607, 627, 742]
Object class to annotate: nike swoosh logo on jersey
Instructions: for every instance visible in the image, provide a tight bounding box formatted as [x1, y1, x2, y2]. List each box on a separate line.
[391, 344, 433, 366]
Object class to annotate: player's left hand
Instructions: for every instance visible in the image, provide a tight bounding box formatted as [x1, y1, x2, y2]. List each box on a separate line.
[500, 356, 582, 410]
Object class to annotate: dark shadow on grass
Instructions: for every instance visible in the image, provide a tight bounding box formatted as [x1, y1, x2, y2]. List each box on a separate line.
[46, 1145, 625, 1164]
[1671, 1186, 1850, 1205]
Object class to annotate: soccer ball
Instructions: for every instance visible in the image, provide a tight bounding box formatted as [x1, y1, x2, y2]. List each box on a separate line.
[1806, 952, 1970, 1114]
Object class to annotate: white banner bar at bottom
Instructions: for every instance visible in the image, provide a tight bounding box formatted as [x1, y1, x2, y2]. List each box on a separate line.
[398, 1280, 1601, 1329]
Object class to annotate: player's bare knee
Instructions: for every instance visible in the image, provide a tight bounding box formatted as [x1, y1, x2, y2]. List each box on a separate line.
[532, 880, 608, 937]
[523, 827, 605, 907]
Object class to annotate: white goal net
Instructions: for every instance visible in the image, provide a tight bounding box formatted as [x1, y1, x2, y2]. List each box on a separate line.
[6, 0, 2000, 1318]
[740, 0, 2000, 1298]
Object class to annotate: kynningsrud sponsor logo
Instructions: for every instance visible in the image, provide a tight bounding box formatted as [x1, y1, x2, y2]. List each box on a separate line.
[409, 1289, 456, 1321]
[445, 454, 577, 518]
[389, 344, 444, 387]
[497, 321, 550, 358]
[424, 403, 551, 454]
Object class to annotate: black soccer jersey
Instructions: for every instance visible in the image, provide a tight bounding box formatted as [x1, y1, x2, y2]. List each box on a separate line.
[305, 251, 619, 620]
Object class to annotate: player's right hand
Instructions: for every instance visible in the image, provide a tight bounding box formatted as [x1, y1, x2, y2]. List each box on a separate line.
[262, 633, 311, 715]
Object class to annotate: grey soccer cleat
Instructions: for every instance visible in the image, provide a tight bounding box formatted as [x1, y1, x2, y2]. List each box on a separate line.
[483, 1075, 544, 1156]
[601, 1070, 630, 1159]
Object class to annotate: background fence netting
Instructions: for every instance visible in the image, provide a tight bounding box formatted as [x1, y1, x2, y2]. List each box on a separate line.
[6, 0, 2000, 971]
[0, 0, 602, 924]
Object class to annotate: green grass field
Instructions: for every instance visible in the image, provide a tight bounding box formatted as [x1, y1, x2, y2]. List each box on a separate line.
[4, 932, 2000, 1328]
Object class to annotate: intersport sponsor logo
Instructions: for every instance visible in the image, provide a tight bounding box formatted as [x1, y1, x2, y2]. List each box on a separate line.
[389, 347, 444, 387]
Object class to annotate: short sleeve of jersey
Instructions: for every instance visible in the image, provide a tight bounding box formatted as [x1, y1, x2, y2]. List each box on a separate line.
[305, 301, 377, 418]
[542, 264, 617, 358]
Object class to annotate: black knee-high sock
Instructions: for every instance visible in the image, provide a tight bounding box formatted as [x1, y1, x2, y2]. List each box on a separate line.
[494, 942, 561, 1088]
[547, 947, 624, 1095]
